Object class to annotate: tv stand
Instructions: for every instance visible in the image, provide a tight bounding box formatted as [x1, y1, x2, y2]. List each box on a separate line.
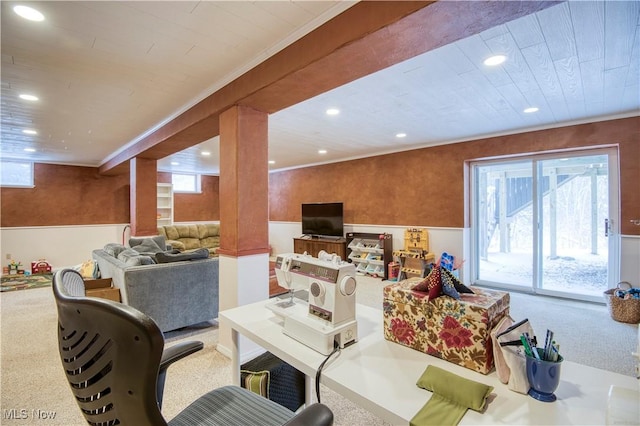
[293, 237, 347, 260]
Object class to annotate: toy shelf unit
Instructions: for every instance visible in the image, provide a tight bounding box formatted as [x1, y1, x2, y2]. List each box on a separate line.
[157, 183, 174, 227]
[346, 232, 393, 280]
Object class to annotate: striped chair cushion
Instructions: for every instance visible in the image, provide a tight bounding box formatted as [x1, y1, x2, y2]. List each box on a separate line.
[168, 385, 294, 426]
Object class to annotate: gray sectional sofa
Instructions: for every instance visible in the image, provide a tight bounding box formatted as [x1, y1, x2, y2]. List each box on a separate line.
[92, 239, 219, 332]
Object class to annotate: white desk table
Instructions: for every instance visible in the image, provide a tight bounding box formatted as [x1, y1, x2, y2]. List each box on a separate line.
[219, 299, 638, 425]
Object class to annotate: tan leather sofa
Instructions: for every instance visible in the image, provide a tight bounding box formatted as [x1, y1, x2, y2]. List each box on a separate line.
[157, 223, 220, 255]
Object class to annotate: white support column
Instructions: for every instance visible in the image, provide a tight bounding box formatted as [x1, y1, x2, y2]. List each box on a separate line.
[216, 253, 270, 362]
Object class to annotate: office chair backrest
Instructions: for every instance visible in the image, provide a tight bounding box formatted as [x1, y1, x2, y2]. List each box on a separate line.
[54, 269, 86, 297]
[52, 269, 168, 425]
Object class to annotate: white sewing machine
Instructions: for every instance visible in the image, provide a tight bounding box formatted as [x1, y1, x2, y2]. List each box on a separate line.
[267, 251, 358, 355]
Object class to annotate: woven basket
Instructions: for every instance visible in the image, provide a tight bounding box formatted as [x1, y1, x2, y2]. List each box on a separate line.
[603, 288, 640, 324]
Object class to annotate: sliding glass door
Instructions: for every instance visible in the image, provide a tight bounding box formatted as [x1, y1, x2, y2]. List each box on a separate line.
[471, 148, 618, 302]
[475, 159, 534, 289]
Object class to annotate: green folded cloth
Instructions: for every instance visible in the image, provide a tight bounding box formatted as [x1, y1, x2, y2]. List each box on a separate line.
[410, 365, 494, 426]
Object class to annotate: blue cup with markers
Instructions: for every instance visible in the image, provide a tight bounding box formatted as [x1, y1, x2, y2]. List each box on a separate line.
[526, 347, 563, 402]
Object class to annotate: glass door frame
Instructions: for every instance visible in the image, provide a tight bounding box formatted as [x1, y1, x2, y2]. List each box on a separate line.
[469, 147, 620, 303]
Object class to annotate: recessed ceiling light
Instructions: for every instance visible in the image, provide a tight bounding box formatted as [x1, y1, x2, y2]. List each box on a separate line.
[13, 5, 45, 21]
[19, 94, 39, 101]
[22, 129, 37, 135]
[396, 133, 407, 138]
[201, 151, 211, 156]
[483, 55, 506, 66]
[318, 149, 327, 155]
[170, 161, 179, 166]
[524, 107, 539, 113]
[326, 108, 340, 116]
[24, 148, 36, 152]
[268, 160, 275, 165]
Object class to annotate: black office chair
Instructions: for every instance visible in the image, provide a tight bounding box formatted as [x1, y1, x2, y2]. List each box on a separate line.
[55, 268, 86, 296]
[52, 269, 334, 426]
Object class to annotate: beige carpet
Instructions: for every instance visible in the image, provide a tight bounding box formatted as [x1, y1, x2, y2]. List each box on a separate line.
[0, 276, 636, 425]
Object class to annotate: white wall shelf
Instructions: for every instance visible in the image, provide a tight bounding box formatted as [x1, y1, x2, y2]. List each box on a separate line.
[157, 183, 173, 227]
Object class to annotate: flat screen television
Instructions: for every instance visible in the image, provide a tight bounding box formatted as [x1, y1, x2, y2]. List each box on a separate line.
[301, 202, 344, 238]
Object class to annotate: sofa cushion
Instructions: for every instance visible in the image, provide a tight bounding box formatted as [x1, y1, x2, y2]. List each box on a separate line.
[163, 225, 182, 241]
[129, 236, 166, 255]
[176, 224, 199, 238]
[197, 223, 220, 239]
[104, 243, 127, 258]
[163, 225, 200, 250]
[180, 238, 202, 250]
[168, 240, 186, 251]
[200, 236, 220, 249]
[156, 248, 210, 263]
[117, 248, 155, 266]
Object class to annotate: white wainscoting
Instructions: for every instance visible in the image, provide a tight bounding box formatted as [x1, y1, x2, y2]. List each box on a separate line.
[269, 222, 640, 288]
[620, 235, 640, 287]
[2, 223, 637, 288]
[0, 224, 127, 271]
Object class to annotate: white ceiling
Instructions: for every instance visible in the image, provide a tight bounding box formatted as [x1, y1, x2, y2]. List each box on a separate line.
[2, 1, 639, 176]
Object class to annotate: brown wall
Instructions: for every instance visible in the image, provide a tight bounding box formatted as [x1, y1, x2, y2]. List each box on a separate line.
[158, 172, 220, 222]
[0, 164, 130, 227]
[2, 118, 638, 234]
[1, 168, 220, 227]
[269, 117, 640, 236]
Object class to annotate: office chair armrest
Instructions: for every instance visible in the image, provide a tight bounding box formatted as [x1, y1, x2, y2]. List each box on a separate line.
[160, 340, 204, 370]
[157, 340, 204, 409]
[282, 403, 334, 426]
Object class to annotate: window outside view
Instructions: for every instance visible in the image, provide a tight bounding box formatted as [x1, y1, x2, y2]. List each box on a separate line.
[477, 154, 610, 299]
[0, 161, 34, 187]
[172, 173, 200, 193]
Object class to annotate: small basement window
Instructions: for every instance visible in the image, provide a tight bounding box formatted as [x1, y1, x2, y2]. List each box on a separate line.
[1, 160, 34, 188]
[172, 173, 201, 193]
